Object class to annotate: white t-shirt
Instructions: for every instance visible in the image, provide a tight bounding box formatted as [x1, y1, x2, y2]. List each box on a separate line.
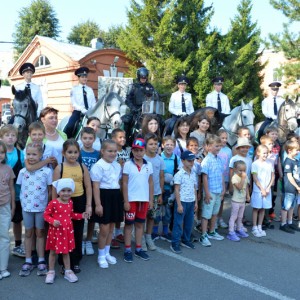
[251, 160, 274, 192]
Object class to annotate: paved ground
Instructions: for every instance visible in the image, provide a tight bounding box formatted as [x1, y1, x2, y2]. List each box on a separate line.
[2, 199, 300, 300]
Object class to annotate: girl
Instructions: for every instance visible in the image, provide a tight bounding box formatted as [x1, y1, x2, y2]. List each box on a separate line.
[190, 115, 211, 151]
[52, 139, 92, 273]
[90, 140, 123, 268]
[227, 161, 249, 242]
[0, 141, 15, 279]
[78, 116, 101, 151]
[44, 178, 88, 284]
[251, 145, 275, 237]
[141, 114, 161, 138]
[17, 143, 52, 277]
[173, 116, 190, 156]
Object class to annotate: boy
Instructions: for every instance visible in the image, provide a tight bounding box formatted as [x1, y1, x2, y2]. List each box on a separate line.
[170, 150, 197, 254]
[144, 133, 165, 251]
[111, 128, 130, 248]
[160, 136, 181, 242]
[0, 125, 25, 257]
[200, 135, 225, 247]
[280, 140, 300, 233]
[80, 127, 100, 256]
[122, 138, 153, 262]
[233, 126, 254, 159]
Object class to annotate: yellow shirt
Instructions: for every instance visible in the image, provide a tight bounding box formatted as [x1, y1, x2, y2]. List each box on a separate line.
[62, 164, 84, 197]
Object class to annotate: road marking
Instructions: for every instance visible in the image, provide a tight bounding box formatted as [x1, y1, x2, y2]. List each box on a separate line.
[157, 247, 295, 300]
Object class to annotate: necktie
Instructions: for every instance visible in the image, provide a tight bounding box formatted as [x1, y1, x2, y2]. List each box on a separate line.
[26, 83, 32, 96]
[273, 97, 277, 116]
[217, 93, 222, 112]
[83, 86, 88, 110]
[181, 94, 186, 113]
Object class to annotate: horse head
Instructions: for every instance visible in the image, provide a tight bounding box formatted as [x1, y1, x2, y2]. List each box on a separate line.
[278, 96, 298, 132]
[240, 99, 255, 137]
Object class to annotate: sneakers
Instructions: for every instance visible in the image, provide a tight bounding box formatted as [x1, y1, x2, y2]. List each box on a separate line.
[199, 233, 212, 247]
[111, 239, 121, 249]
[288, 223, 300, 232]
[134, 250, 149, 261]
[235, 229, 249, 238]
[252, 228, 262, 237]
[37, 261, 48, 276]
[207, 231, 224, 241]
[85, 241, 95, 255]
[12, 245, 26, 258]
[124, 251, 133, 263]
[170, 244, 182, 254]
[19, 263, 34, 277]
[82, 241, 85, 256]
[106, 254, 117, 265]
[280, 224, 295, 234]
[98, 256, 108, 269]
[45, 271, 55, 284]
[218, 218, 229, 229]
[141, 235, 148, 252]
[181, 240, 195, 249]
[194, 223, 202, 233]
[160, 233, 172, 242]
[115, 234, 124, 243]
[64, 270, 78, 283]
[145, 235, 156, 251]
[151, 233, 160, 241]
[259, 229, 267, 237]
[227, 232, 240, 242]
[0, 270, 10, 278]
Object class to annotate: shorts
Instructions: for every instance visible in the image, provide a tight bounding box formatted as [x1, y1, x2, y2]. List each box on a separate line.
[202, 192, 221, 220]
[282, 193, 297, 211]
[11, 201, 23, 223]
[251, 191, 272, 209]
[125, 201, 149, 224]
[147, 195, 160, 219]
[22, 210, 44, 229]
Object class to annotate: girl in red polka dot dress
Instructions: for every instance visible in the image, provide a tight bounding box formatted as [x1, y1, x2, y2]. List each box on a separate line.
[44, 178, 88, 284]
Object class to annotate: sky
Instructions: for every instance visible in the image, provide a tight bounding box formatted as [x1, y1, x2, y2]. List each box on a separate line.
[0, 0, 299, 52]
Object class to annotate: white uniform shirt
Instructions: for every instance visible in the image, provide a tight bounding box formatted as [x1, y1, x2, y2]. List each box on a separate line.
[169, 91, 194, 116]
[261, 95, 284, 120]
[206, 90, 230, 114]
[70, 84, 96, 114]
[16, 82, 44, 117]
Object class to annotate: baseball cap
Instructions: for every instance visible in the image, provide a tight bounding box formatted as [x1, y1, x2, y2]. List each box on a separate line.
[181, 150, 196, 160]
[132, 138, 145, 149]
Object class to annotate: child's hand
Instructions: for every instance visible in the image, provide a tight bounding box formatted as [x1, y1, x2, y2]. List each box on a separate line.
[241, 171, 247, 179]
[157, 195, 163, 205]
[177, 204, 184, 214]
[53, 220, 60, 227]
[149, 200, 154, 210]
[47, 156, 57, 165]
[265, 187, 270, 195]
[124, 202, 130, 211]
[261, 189, 267, 197]
[204, 193, 212, 204]
[82, 212, 89, 219]
[95, 205, 103, 217]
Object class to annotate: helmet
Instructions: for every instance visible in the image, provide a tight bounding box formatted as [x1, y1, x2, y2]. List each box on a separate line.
[136, 67, 149, 80]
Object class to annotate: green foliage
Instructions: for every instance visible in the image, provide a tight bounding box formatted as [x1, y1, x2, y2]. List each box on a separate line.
[101, 25, 124, 49]
[1, 79, 10, 86]
[13, 0, 60, 57]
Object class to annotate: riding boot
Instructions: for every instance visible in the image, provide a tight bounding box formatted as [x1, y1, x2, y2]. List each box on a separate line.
[165, 115, 178, 136]
[256, 118, 272, 143]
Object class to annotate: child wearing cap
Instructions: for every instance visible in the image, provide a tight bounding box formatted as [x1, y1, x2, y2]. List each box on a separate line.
[64, 67, 96, 138]
[122, 138, 154, 263]
[170, 150, 197, 254]
[199, 135, 225, 247]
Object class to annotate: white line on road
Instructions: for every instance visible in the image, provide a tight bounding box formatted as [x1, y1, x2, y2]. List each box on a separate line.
[157, 247, 295, 300]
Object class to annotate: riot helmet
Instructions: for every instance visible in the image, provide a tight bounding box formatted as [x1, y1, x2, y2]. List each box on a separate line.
[137, 67, 149, 81]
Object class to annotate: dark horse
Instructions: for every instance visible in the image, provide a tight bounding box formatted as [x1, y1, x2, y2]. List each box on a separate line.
[12, 85, 37, 149]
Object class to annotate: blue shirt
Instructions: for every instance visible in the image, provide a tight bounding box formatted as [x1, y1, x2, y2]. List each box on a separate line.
[161, 152, 181, 191]
[201, 152, 223, 193]
[80, 149, 100, 171]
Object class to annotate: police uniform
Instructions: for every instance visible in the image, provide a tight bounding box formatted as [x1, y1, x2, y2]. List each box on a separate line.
[205, 77, 230, 114]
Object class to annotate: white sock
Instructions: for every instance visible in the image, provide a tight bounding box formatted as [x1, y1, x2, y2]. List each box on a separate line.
[25, 258, 32, 264]
[105, 245, 110, 255]
[257, 225, 262, 231]
[98, 248, 105, 257]
[252, 226, 258, 231]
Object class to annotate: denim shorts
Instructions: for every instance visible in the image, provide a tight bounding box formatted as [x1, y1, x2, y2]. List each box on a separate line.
[282, 193, 297, 211]
[22, 210, 45, 229]
[202, 192, 221, 219]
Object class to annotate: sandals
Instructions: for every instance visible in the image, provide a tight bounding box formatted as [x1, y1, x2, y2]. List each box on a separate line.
[19, 263, 34, 277]
[45, 271, 55, 284]
[37, 261, 48, 276]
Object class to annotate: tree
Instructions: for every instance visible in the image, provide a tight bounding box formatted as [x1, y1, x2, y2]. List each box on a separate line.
[268, 0, 300, 85]
[13, 0, 60, 56]
[102, 25, 124, 49]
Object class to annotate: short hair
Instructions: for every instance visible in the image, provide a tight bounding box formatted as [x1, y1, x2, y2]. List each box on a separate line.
[260, 135, 273, 145]
[216, 129, 227, 137]
[101, 139, 117, 150]
[111, 128, 125, 138]
[0, 124, 18, 138]
[26, 142, 43, 154]
[237, 126, 250, 136]
[28, 122, 45, 134]
[39, 107, 58, 119]
[0, 140, 7, 163]
[256, 144, 268, 155]
[174, 116, 190, 139]
[62, 138, 80, 153]
[144, 133, 158, 145]
[80, 127, 96, 138]
[187, 136, 199, 147]
[162, 135, 176, 145]
[286, 132, 298, 141]
[233, 160, 246, 169]
[285, 140, 299, 152]
[87, 116, 100, 125]
[205, 135, 221, 146]
[265, 126, 278, 134]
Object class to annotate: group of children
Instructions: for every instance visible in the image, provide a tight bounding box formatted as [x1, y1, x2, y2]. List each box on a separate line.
[1, 114, 300, 284]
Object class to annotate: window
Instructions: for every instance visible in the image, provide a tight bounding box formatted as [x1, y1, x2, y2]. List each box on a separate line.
[34, 55, 50, 68]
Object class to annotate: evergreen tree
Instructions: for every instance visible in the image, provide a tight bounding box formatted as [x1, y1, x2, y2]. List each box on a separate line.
[13, 0, 60, 57]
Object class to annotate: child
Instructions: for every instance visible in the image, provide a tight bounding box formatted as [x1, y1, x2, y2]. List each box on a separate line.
[216, 129, 232, 229]
[173, 116, 190, 156]
[0, 125, 25, 258]
[190, 115, 210, 152]
[44, 178, 88, 283]
[52, 139, 92, 273]
[199, 135, 225, 247]
[78, 116, 102, 151]
[227, 161, 249, 241]
[90, 140, 123, 268]
[144, 133, 165, 250]
[80, 127, 100, 256]
[170, 150, 197, 254]
[280, 140, 300, 233]
[17, 143, 52, 277]
[0, 141, 15, 279]
[160, 136, 181, 241]
[251, 145, 274, 237]
[122, 138, 153, 262]
[233, 126, 255, 159]
[141, 114, 161, 139]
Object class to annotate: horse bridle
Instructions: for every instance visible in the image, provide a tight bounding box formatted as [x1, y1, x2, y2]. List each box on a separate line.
[104, 101, 120, 121]
[278, 102, 297, 132]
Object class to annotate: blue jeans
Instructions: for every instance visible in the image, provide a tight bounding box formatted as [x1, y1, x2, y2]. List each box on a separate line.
[171, 201, 195, 246]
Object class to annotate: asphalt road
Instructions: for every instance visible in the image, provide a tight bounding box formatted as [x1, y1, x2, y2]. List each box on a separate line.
[2, 199, 300, 300]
